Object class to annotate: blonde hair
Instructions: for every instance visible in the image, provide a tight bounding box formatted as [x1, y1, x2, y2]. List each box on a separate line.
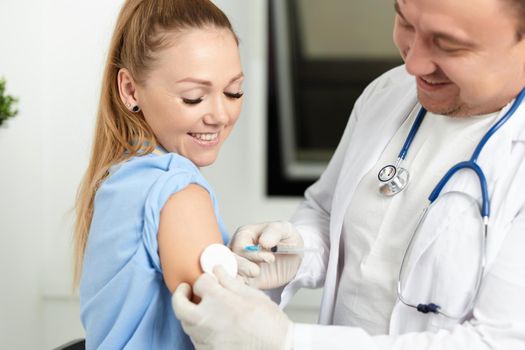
[74, 0, 237, 285]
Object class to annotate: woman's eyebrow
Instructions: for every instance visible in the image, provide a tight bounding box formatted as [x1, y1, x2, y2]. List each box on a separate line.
[176, 72, 244, 86]
[176, 77, 212, 86]
[228, 72, 244, 84]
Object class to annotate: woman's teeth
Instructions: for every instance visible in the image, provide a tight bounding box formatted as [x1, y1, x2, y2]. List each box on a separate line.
[189, 132, 218, 141]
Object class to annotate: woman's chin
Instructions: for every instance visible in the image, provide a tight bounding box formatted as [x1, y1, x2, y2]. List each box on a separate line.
[188, 154, 217, 168]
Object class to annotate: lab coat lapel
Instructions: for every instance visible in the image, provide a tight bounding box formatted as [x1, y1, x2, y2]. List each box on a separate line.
[331, 93, 419, 242]
[319, 89, 418, 323]
[479, 100, 525, 266]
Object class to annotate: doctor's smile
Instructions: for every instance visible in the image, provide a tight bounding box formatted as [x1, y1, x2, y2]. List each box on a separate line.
[416, 76, 452, 91]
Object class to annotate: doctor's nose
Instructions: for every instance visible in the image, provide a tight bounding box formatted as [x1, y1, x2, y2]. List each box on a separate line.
[403, 36, 437, 77]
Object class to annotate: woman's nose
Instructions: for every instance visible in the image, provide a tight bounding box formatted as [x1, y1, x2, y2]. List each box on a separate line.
[204, 96, 229, 125]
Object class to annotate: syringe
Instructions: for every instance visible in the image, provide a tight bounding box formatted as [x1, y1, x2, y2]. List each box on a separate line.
[243, 245, 320, 255]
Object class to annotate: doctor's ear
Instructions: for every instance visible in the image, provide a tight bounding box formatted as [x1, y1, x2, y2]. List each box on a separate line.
[117, 68, 140, 112]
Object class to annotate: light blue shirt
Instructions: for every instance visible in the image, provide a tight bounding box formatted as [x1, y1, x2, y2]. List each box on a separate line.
[80, 152, 229, 349]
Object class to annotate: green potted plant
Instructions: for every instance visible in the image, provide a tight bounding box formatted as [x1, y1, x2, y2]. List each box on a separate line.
[0, 77, 18, 127]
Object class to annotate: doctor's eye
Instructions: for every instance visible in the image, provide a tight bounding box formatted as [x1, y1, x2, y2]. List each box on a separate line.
[397, 17, 414, 31]
[434, 38, 466, 55]
[182, 97, 203, 105]
[224, 91, 244, 99]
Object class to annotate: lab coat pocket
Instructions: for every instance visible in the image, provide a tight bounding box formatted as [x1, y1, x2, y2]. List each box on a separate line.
[401, 191, 483, 328]
[430, 193, 484, 327]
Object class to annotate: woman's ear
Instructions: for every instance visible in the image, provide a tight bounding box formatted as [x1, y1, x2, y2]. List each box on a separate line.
[117, 68, 139, 110]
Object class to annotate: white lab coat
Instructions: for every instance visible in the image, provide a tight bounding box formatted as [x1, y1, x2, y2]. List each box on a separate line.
[281, 66, 525, 349]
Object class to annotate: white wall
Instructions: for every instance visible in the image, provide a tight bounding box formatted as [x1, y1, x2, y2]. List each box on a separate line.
[0, 1, 46, 347]
[0, 1, 318, 348]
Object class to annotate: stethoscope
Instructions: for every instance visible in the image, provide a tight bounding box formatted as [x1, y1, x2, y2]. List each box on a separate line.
[386, 87, 525, 319]
[378, 107, 425, 196]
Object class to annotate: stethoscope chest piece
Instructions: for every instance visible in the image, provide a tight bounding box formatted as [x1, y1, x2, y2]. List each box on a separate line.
[378, 164, 397, 182]
[378, 165, 409, 196]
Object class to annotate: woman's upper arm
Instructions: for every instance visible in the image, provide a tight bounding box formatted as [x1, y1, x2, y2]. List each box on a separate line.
[157, 183, 223, 293]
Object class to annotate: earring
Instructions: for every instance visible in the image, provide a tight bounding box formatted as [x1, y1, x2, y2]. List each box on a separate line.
[125, 103, 131, 108]
[132, 105, 141, 113]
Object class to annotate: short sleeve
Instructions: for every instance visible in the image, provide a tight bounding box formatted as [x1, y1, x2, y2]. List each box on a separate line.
[141, 167, 213, 273]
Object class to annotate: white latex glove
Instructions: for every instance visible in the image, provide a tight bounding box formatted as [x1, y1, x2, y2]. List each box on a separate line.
[172, 266, 294, 350]
[230, 221, 304, 290]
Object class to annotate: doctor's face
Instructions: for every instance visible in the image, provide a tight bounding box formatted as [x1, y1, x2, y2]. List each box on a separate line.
[393, 0, 525, 117]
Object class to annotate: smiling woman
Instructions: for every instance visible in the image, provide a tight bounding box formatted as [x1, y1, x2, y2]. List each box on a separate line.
[73, 0, 243, 349]
[118, 28, 243, 167]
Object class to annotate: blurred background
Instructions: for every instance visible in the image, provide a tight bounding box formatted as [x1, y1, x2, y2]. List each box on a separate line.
[0, 0, 398, 348]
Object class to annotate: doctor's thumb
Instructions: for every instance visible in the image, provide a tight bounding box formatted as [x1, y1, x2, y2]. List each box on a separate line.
[213, 265, 248, 294]
[172, 283, 199, 323]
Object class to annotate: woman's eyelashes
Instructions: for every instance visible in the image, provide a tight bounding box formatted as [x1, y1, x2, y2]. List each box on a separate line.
[182, 97, 203, 105]
[181, 91, 244, 105]
[224, 91, 244, 99]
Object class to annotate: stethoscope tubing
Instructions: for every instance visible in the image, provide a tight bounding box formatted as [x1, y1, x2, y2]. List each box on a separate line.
[428, 87, 525, 216]
[395, 86, 525, 319]
[398, 107, 427, 160]
[429, 161, 490, 217]
[471, 88, 525, 162]
[397, 191, 488, 320]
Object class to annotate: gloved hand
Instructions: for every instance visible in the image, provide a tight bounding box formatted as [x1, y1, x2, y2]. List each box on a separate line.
[172, 266, 294, 350]
[230, 221, 304, 290]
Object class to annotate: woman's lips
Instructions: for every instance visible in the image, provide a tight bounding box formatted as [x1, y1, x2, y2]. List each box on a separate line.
[188, 132, 220, 146]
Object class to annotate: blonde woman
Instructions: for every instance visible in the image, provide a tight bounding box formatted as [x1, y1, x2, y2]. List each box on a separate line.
[74, 0, 244, 348]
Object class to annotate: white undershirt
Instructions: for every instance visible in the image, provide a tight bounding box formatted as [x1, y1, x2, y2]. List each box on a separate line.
[332, 107, 498, 335]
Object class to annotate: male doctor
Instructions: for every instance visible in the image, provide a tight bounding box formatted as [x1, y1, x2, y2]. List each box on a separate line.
[173, 0, 525, 348]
